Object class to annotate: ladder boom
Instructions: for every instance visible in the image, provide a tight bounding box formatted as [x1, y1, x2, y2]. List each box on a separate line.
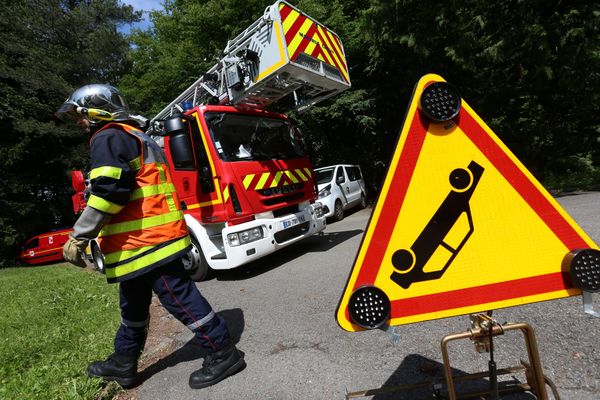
[150, 0, 351, 129]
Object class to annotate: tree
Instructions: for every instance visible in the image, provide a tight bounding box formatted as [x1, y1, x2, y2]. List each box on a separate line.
[343, 0, 600, 187]
[119, 0, 599, 198]
[0, 0, 139, 266]
[120, 0, 274, 115]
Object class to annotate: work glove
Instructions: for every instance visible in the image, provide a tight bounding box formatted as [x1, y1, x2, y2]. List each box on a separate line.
[63, 235, 89, 268]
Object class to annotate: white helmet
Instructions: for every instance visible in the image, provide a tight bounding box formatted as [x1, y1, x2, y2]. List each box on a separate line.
[55, 84, 130, 125]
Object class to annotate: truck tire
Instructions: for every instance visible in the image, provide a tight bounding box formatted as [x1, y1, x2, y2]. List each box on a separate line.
[333, 200, 344, 221]
[182, 236, 211, 281]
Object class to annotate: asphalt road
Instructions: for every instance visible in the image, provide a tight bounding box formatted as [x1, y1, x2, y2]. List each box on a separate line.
[137, 192, 600, 400]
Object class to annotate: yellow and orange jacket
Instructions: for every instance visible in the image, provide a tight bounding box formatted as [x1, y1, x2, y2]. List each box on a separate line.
[86, 122, 190, 283]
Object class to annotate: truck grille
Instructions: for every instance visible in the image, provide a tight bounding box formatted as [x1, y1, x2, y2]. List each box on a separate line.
[263, 192, 304, 206]
[274, 221, 310, 243]
[258, 183, 303, 196]
[259, 183, 305, 207]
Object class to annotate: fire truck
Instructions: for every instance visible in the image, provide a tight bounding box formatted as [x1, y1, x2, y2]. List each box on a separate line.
[75, 1, 351, 280]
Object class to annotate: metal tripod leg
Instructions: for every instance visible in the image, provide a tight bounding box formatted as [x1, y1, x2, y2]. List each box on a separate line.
[582, 290, 600, 318]
[440, 321, 549, 400]
[346, 315, 557, 399]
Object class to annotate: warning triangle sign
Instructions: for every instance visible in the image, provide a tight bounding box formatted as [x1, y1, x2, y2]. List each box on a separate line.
[336, 74, 599, 332]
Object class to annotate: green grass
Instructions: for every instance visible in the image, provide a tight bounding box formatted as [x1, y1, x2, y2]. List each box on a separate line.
[0, 263, 121, 400]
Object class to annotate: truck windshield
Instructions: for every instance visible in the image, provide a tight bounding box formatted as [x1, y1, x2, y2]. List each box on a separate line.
[205, 112, 305, 161]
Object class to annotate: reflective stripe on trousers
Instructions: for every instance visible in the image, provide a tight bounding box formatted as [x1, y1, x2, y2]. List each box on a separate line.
[114, 258, 231, 357]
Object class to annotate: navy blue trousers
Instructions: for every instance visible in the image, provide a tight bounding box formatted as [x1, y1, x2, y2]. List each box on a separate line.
[114, 259, 230, 357]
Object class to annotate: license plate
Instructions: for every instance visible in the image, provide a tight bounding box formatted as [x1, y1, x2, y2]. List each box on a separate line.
[282, 215, 306, 229]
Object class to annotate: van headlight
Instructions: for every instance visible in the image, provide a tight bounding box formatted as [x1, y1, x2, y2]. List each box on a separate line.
[318, 184, 331, 199]
[227, 227, 264, 247]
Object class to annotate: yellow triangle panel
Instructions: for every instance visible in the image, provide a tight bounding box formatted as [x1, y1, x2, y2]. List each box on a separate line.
[337, 74, 598, 332]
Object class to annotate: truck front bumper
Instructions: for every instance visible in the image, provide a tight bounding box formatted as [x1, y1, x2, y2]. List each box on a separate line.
[214, 203, 326, 270]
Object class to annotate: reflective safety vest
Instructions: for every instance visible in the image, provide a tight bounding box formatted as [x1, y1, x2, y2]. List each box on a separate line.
[92, 122, 190, 282]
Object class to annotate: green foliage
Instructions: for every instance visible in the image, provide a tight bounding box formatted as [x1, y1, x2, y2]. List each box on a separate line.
[120, 0, 274, 115]
[0, 264, 120, 400]
[346, 0, 600, 188]
[2, 0, 599, 263]
[117, 0, 600, 195]
[0, 0, 139, 266]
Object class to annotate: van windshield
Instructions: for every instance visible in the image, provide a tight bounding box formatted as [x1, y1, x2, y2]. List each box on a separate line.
[316, 168, 335, 185]
[205, 112, 305, 162]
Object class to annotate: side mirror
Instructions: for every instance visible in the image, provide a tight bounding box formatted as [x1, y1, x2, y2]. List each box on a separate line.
[201, 166, 212, 179]
[164, 114, 196, 168]
[199, 166, 214, 193]
[336, 176, 345, 184]
[164, 115, 186, 136]
[71, 170, 86, 192]
[71, 170, 87, 214]
[170, 133, 195, 169]
[72, 192, 86, 214]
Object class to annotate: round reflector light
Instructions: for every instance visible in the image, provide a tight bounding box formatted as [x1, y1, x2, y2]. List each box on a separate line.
[348, 286, 391, 329]
[420, 81, 461, 122]
[566, 249, 600, 292]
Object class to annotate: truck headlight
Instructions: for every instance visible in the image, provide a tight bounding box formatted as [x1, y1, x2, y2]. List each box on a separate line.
[227, 227, 264, 247]
[314, 202, 325, 218]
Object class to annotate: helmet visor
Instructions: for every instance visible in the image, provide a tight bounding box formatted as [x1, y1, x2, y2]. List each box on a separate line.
[54, 101, 79, 123]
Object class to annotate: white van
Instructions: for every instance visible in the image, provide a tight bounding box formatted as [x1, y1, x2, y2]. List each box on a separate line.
[315, 164, 367, 221]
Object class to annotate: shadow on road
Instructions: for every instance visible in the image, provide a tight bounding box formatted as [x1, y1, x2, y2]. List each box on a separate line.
[215, 229, 363, 281]
[346, 354, 535, 400]
[136, 308, 245, 384]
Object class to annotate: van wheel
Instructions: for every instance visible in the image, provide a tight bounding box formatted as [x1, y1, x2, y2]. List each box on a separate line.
[333, 200, 344, 221]
[182, 236, 211, 281]
[360, 194, 367, 209]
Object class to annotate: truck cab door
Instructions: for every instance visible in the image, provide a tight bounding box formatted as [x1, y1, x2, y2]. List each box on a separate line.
[165, 114, 219, 219]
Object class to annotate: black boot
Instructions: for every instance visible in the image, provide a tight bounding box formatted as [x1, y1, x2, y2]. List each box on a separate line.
[189, 343, 246, 389]
[87, 352, 138, 388]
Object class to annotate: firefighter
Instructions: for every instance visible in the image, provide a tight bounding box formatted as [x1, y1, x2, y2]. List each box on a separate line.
[55, 84, 245, 389]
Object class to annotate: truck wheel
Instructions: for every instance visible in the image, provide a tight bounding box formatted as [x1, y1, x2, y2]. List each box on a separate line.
[333, 200, 344, 221]
[182, 236, 211, 281]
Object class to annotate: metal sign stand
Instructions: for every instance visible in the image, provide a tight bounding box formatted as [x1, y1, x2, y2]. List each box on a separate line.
[345, 312, 560, 400]
[582, 290, 600, 318]
[441, 312, 554, 400]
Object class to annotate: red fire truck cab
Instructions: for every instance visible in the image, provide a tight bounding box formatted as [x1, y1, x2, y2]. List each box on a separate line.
[161, 105, 326, 279]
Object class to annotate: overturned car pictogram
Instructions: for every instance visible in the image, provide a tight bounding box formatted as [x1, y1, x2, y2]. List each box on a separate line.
[390, 161, 484, 289]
